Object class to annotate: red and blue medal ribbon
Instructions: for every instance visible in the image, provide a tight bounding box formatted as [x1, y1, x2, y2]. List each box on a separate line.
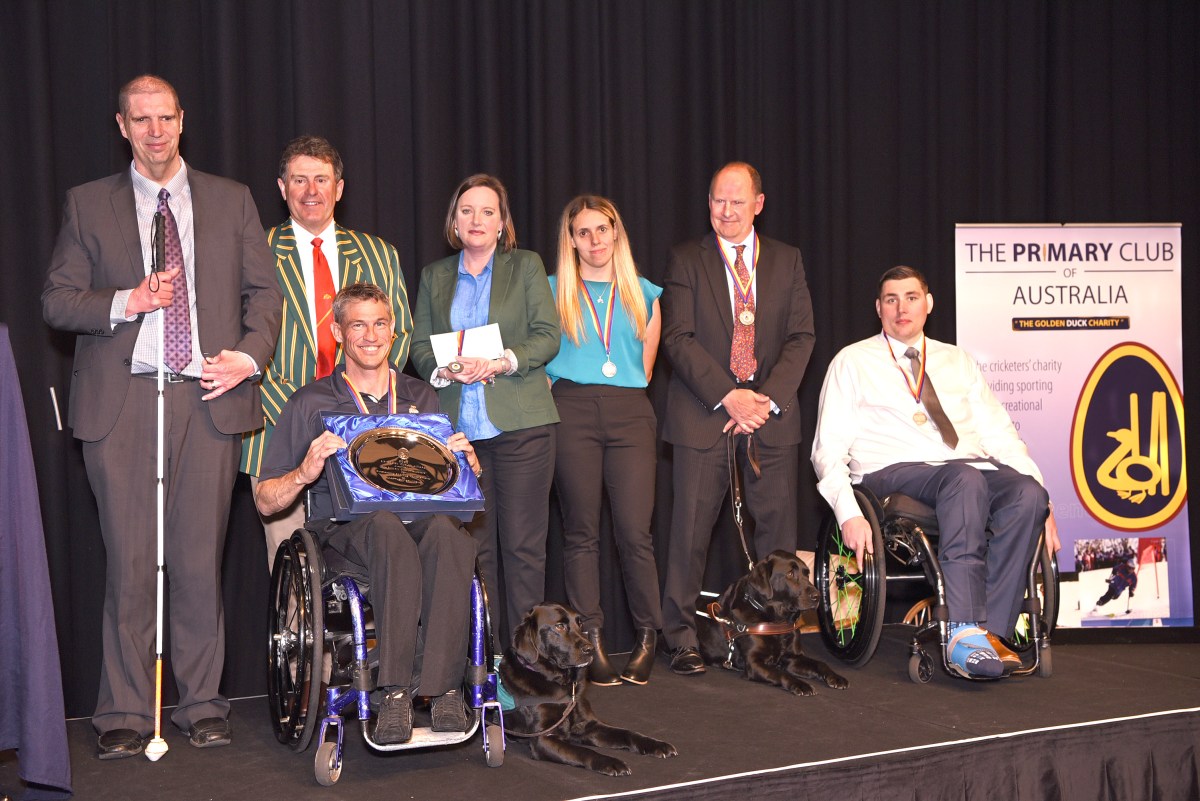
[582, 279, 616, 361]
[885, 334, 926, 403]
[717, 232, 759, 309]
[341, 369, 397, 414]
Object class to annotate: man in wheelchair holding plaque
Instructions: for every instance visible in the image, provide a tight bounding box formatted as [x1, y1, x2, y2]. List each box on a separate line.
[256, 282, 481, 743]
[811, 266, 1060, 679]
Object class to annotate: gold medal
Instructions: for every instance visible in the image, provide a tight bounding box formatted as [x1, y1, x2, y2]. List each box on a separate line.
[602, 360, 618, 378]
[738, 309, 755, 326]
[913, 411, 928, 425]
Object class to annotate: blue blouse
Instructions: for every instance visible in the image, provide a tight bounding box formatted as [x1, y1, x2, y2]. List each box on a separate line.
[546, 275, 661, 388]
[450, 253, 503, 440]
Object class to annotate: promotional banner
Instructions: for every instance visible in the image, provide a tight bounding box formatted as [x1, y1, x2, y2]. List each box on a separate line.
[955, 224, 1189, 628]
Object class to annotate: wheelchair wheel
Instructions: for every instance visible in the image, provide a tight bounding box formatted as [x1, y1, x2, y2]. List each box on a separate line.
[815, 490, 886, 666]
[268, 529, 325, 752]
[314, 740, 342, 786]
[1011, 545, 1059, 652]
[1037, 644, 1053, 678]
[484, 724, 505, 768]
[908, 650, 934, 684]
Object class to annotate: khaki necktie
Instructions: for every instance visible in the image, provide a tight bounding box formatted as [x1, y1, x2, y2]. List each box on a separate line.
[905, 346, 959, 449]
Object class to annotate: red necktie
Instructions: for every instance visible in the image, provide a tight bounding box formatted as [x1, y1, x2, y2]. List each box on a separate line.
[312, 237, 336, 379]
[729, 244, 757, 381]
[157, 189, 191, 373]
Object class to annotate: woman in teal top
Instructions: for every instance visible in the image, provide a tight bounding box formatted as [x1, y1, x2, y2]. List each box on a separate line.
[546, 195, 663, 685]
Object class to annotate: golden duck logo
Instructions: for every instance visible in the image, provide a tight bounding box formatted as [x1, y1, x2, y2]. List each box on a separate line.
[1071, 343, 1187, 531]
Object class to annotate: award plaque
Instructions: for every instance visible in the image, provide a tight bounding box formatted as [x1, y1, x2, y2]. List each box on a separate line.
[322, 412, 485, 523]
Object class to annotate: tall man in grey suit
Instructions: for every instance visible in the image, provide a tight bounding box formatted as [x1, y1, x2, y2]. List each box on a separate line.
[42, 75, 280, 758]
[660, 162, 815, 675]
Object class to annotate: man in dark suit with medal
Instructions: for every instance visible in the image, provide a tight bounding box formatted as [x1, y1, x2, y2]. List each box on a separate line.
[659, 162, 816, 675]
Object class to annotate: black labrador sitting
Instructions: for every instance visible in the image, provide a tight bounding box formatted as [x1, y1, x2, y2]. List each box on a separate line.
[499, 603, 677, 775]
[697, 550, 849, 696]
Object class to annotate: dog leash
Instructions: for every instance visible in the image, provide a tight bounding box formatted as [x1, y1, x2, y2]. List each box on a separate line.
[727, 429, 762, 571]
[503, 680, 579, 739]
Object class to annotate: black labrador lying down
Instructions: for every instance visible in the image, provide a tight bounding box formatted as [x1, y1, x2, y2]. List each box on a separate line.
[698, 550, 849, 696]
[499, 603, 677, 775]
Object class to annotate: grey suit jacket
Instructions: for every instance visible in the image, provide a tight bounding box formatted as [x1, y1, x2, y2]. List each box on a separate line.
[410, 248, 560, 432]
[42, 167, 281, 441]
[661, 231, 815, 449]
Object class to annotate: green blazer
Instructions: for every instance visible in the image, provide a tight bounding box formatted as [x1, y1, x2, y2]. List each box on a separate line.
[410, 248, 560, 432]
[240, 219, 412, 474]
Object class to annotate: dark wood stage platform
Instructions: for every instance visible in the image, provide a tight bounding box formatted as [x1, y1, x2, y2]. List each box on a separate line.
[18, 628, 1200, 801]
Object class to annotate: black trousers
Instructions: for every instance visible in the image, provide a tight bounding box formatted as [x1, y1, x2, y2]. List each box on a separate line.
[469, 423, 556, 647]
[315, 512, 477, 695]
[552, 381, 662, 633]
[662, 434, 799, 651]
[860, 459, 1048, 636]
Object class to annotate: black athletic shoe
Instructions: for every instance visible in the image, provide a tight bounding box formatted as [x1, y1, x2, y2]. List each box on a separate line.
[375, 688, 413, 744]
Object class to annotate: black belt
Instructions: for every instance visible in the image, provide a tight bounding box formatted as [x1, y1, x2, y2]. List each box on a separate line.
[134, 371, 199, 384]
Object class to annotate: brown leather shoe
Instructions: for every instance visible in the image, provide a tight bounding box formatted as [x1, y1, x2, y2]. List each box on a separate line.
[985, 632, 1022, 674]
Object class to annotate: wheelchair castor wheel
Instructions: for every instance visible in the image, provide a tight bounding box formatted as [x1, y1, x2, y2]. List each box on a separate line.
[314, 740, 342, 786]
[485, 723, 505, 767]
[1037, 646, 1053, 678]
[908, 651, 934, 684]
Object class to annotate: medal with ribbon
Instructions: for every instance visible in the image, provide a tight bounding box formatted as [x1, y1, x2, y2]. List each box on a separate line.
[885, 335, 928, 426]
[342, 369, 398, 414]
[718, 233, 759, 326]
[447, 330, 466, 375]
[583, 279, 618, 378]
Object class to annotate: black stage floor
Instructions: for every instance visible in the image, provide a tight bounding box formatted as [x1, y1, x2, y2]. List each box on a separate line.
[21, 628, 1200, 801]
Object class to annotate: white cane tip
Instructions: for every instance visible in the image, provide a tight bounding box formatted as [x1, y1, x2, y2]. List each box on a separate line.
[145, 737, 169, 761]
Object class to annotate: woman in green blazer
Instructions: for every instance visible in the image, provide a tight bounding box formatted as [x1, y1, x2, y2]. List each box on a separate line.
[411, 174, 560, 644]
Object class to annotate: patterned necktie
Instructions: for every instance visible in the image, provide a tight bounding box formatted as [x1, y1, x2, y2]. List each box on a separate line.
[905, 346, 959, 449]
[312, 237, 336, 379]
[729, 244, 757, 381]
[157, 189, 191, 373]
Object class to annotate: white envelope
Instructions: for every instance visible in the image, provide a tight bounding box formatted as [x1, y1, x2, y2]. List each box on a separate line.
[430, 323, 505, 367]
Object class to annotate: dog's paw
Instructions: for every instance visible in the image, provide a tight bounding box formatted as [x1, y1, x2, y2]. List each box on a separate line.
[786, 679, 817, 697]
[824, 672, 849, 690]
[640, 738, 678, 759]
[591, 755, 632, 776]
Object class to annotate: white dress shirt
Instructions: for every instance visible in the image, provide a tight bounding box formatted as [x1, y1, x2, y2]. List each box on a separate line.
[811, 331, 1043, 525]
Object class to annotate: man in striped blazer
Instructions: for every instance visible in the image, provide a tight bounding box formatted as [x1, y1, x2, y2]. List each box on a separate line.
[241, 136, 412, 569]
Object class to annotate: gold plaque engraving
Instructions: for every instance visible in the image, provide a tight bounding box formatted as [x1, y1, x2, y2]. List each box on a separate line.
[348, 427, 460, 495]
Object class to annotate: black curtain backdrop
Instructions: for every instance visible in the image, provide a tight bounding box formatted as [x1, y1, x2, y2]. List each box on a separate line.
[1, 1, 1196, 718]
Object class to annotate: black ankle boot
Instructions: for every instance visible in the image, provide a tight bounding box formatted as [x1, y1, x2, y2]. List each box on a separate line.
[620, 627, 657, 685]
[586, 629, 622, 686]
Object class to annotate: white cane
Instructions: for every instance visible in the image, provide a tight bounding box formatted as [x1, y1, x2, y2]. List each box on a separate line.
[145, 211, 169, 763]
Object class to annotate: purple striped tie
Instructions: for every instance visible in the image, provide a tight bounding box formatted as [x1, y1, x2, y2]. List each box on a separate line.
[157, 189, 192, 373]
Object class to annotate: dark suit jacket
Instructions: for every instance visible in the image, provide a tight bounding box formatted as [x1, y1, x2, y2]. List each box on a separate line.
[42, 167, 280, 441]
[661, 232, 815, 449]
[240, 219, 412, 475]
[410, 248, 560, 432]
